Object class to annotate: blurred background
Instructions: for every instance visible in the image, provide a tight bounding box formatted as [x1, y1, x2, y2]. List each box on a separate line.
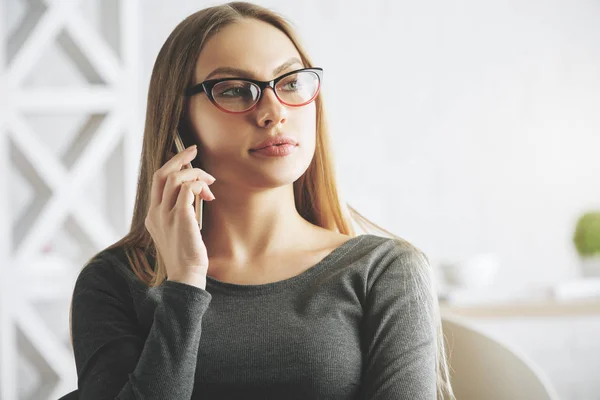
[1, 0, 599, 399]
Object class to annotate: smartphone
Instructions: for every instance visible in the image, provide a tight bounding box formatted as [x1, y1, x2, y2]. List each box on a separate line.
[173, 131, 204, 230]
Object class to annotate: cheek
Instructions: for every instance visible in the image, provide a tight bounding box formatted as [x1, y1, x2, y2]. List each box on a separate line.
[299, 102, 317, 125]
[190, 106, 245, 153]
[295, 105, 317, 148]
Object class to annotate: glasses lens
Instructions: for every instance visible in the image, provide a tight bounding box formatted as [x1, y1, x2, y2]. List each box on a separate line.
[275, 70, 320, 105]
[212, 80, 260, 112]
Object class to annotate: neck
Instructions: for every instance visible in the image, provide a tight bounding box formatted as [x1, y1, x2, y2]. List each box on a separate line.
[200, 182, 315, 264]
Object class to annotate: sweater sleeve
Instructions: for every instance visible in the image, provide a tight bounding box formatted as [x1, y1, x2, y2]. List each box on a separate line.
[359, 244, 438, 400]
[70, 256, 212, 399]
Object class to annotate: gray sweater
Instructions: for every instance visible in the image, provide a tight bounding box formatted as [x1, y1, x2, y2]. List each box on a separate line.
[71, 233, 437, 399]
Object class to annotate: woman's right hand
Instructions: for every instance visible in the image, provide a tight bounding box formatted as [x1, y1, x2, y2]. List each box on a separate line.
[144, 144, 216, 289]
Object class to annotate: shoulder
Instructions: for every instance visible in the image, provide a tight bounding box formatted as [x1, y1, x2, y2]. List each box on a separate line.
[73, 246, 138, 297]
[356, 234, 434, 297]
[358, 235, 437, 334]
[355, 234, 431, 272]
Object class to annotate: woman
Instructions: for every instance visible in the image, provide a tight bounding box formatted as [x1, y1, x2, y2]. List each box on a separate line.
[70, 2, 454, 399]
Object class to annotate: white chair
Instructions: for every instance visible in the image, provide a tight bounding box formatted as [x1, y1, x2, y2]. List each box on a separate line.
[442, 314, 561, 400]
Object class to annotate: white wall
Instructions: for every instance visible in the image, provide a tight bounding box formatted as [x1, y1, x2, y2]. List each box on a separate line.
[2, 0, 600, 399]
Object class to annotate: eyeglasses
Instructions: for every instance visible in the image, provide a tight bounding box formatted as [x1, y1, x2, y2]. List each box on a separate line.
[183, 67, 323, 114]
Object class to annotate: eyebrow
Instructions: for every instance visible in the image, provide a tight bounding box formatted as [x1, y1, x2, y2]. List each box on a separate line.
[203, 57, 304, 81]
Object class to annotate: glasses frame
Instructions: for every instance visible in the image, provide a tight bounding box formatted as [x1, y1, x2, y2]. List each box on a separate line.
[183, 67, 323, 114]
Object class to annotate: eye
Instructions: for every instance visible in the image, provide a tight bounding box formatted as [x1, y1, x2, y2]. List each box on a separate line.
[218, 85, 251, 97]
[283, 79, 299, 91]
[279, 77, 305, 92]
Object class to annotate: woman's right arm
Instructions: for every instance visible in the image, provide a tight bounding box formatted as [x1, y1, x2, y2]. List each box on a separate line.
[71, 142, 217, 398]
[71, 260, 212, 399]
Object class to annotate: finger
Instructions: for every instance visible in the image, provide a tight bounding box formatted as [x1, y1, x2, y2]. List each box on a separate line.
[149, 145, 197, 208]
[170, 167, 216, 186]
[162, 168, 216, 210]
[174, 180, 213, 212]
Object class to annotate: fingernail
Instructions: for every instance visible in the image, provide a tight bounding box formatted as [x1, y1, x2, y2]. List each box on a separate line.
[188, 145, 197, 151]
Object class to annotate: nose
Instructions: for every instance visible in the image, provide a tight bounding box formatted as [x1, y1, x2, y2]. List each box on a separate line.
[255, 87, 287, 128]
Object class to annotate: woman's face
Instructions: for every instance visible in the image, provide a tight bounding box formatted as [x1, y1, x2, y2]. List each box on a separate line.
[186, 18, 317, 191]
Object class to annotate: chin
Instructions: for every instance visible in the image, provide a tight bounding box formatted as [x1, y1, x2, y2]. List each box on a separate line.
[257, 159, 311, 185]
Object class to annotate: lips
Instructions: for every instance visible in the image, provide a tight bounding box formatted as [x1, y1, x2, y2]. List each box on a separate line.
[251, 143, 297, 157]
[250, 136, 298, 151]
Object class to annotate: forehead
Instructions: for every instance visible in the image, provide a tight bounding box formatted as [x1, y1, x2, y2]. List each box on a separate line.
[194, 19, 303, 82]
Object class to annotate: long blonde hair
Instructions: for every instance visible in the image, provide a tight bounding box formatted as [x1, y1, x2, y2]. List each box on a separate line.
[75, 2, 454, 398]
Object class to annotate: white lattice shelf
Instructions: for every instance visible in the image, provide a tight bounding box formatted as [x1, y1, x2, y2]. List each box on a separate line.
[1, 1, 140, 399]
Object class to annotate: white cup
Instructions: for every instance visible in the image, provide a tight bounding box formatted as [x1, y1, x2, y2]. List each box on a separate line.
[441, 253, 499, 289]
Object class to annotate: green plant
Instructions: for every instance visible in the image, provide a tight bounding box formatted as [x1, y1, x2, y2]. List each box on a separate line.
[573, 211, 600, 257]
